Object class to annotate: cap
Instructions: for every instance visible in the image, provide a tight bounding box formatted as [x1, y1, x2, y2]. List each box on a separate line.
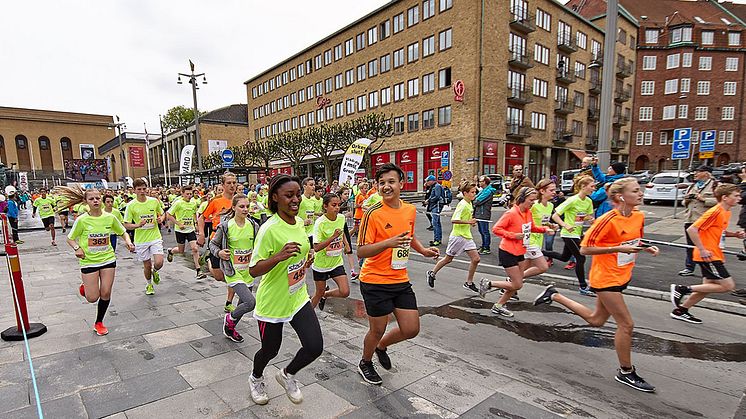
[694, 165, 713, 173]
[425, 175, 437, 182]
[611, 162, 627, 175]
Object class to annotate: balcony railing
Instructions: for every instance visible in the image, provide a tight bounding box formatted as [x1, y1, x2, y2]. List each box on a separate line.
[509, 7, 536, 33]
[616, 61, 633, 78]
[553, 129, 574, 143]
[556, 68, 577, 84]
[614, 88, 632, 103]
[585, 136, 599, 148]
[589, 79, 602, 94]
[611, 138, 627, 150]
[555, 100, 575, 114]
[557, 36, 577, 53]
[612, 114, 630, 126]
[507, 86, 533, 104]
[588, 107, 600, 121]
[508, 50, 533, 69]
[506, 122, 532, 139]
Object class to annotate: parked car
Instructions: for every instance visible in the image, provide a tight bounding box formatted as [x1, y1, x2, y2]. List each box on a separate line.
[643, 171, 693, 204]
[560, 169, 582, 194]
[630, 170, 653, 185]
[712, 163, 744, 184]
[483, 174, 511, 207]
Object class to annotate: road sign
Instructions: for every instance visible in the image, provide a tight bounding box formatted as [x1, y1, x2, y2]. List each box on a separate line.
[441, 150, 449, 168]
[671, 128, 691, 160]
[221, 149, 234, 168]
[699, 130, 716, 153]
[699, 151, 714, 159]
[442, 170, 453, 181]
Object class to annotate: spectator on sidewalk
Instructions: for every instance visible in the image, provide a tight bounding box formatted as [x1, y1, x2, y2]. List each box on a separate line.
[508, 165, 534, 205]
[425, 175, 444, 246]
[678, 165, 717, 277]
[732, 168, 746, 299]
[6, 190, 21, 244]
[473, 176, 496, 254]
[423, 181, 434, 231]
[590, 161, 627, 217]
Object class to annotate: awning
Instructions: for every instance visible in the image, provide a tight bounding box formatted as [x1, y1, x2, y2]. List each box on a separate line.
[570, 150, 588, 160]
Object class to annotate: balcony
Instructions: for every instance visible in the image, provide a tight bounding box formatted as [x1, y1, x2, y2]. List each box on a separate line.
[590, 55, 603, 67]
[588, 107, 600, 121]
[557, 36, 577, 53]
[506, 122, 532, 140]
[612, 114, 630, 126]
[614, 87, 631, 103]
[556, 68, 577, 84]
[508, 50, 533, 69]
[616, 61, 633, 78]
[509, 8, 536, 33]
[611, 138, 627, 151]
[555, 100, 575, 114]
[507, 86, 533, 105]
[585, 136, 599, 149]
[553, 129, 574, 144]
[589, 79, 602, 94]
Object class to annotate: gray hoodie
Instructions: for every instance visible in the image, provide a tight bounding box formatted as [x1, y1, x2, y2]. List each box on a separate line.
[209, 217, 259, 278]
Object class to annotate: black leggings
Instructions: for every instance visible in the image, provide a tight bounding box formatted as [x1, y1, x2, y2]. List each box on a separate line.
[253, 302, 323, 377]
[544, 237, 587, 288]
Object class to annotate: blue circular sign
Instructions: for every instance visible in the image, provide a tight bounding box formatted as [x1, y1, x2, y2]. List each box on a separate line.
[221, 149, 234, 163]
[443, 170, 453, 181]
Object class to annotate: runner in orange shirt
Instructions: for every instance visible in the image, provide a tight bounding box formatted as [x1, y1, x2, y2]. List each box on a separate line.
[197, 172, 238, 313]
[533, 178, 659, 392]
[352, 181, 369, 235]
[670, 183, 746, 324]
[356, 163, 439, 386]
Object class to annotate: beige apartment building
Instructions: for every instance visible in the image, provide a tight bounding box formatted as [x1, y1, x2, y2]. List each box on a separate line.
[245, 0, 637, 190]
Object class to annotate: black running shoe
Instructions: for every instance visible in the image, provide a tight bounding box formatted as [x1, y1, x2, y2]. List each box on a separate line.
[614, 367, 655, 393]
[533, 285, 557, 306]
[426, 270, 436, 288]
[375, 347, 392, 370]
[463, 282, 479, 293]
[499, 288, 519, 301]
[670, 308, 702, 324]
[358, 360, 383, 385]
[167, 249, 174, 263]
[670, 284, 690, 308]
[318, 297, 326, 311]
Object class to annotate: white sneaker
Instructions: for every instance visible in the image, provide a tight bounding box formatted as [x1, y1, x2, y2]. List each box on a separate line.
[276, 369, 303, 404]
[478, 278, 491, 298]
[249, 374, 269, 405]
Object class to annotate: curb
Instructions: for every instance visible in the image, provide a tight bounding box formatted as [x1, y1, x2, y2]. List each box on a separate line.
[408, 252, 746, 317]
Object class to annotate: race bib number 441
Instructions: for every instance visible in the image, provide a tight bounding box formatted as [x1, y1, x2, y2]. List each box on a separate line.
[233, 249, 252, 270]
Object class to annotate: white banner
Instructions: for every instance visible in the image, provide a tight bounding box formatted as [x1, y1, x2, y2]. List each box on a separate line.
[18, 172, 28, 192]
[338, 138, 372, 186]
[208, 140, 228, 155]
[180, 145, 196, 175]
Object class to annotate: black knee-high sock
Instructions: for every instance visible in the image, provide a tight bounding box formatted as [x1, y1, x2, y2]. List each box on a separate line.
[96, 299, 110, 323]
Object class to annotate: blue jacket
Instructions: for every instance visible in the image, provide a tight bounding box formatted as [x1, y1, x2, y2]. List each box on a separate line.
[590, 165, 625, 217]
[7, 200, 18, 218]
[427, 183, 444, 210]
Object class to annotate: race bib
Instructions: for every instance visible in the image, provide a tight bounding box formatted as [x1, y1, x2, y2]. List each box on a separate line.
[617, 239, 639, 266]
[181, 217, 194, 227]
[391, 246, 410, 270]
[41, 204, 52, 213]
[541, 214, 551, 226]
[140, 214, 155, 229]
[574, 212, 587, 226]
[87, 233, 110, 253]
[305, 210, 315, 222]
[521, 223, 531, 247]
[720, 232, 726, 250]
[287, 258, 307, 294]
[327, 236, 343, 257]
[232, 249, 252, 271]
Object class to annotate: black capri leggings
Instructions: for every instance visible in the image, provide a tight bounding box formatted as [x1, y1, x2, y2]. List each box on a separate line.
[343, 222, 352, 254]
[253, 302, 323, 377]
[544, 237, 587, 288]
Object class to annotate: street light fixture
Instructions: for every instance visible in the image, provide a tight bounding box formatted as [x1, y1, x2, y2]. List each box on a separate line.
[108, 116, 127, 180]
[177, 60, 206, 171]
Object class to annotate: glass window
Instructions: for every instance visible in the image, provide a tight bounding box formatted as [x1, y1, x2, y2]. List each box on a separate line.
[334, 44, 343, 61]
[439, 0, 452, 12]
[536, 8, 551, 31]
[314, 54, 322, 70]
[394, 116, 405, 134]
[701, 30, 714, 45]
[407, 113, 419, 131]
[394, 82, 405, 101]
[699, 56, 712, 70]
[356, 33, 366, 51]
[682, 52, 692, 68]
[335, 73, 343, 90]
[534, 44, 549, 65]
[639, 107, 653, 121]
[393, 13, 404, 33]
[641, 81, 655, 95]
[680, 78, 690, 93]
[335, 103, 344, 118]
[729, 31, 741, 46]
[666, 53, 680, 69]
[659, 131, 668, 145]
[423, 0, 435, 20]
[368, 27, 378, 45]
[423, 109, 435, 129]
[407, 78, 419, 97]
[438, 105, 452, 125]
[697, 80, 710, 95]
[576, 31, 587, 50]
[380, 20, 391, 40]
[381, 87, 391, 105]
[670, 26, 692, 44]
[726, 57, 739, 71]
[358, 95, 367, 112]
[407, 42, 419, 63]
[380, 54, 391, 73]
[369, 59, 378, 77]
[423, 72, 435, 93]
[369, 91, 379, 108]
[724, 81, 737, 95]
[531, 112, 547, 130]
[664, 79, 678, 95]
[408, 5, 419, 27]
[678, 104, 688, 119]
[645, 29, 659, 44]
[357, 64, 366, 82]
[423, 35, 435, 57]
[324, 49, 332, 66]
[722, 106, 735, 120]
[345, 38, 354, 56]
[347, 98, 355, 114]
[694, 106, 708, 120]
[438, 67, 451, 88]
[394, 48, 405, 68]
[533, 78, 548, 98]
[662, 105, 676, 120]
[439, 28, 452, 51]
[345, 69, 354, 86]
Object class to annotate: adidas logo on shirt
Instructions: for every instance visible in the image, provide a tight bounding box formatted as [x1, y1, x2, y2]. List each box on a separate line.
[384, 223, 393, 229]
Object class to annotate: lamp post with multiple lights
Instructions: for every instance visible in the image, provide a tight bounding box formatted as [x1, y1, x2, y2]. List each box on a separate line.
[108, 116, 127, 180]
[177, 60, 207, 171]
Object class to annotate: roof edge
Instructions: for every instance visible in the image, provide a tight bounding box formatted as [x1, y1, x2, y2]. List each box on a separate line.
[711, 0, 746, 26]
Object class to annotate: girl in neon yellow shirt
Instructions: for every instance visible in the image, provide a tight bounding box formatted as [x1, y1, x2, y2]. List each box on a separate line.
[311, 193, 350, 311]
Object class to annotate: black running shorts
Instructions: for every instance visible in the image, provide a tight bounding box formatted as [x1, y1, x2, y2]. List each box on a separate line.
[698, 261, 730, 280]
[498, 248, 525, 268]
[312, 265, 347, 282]
[360, 281, 417, 317]
[42, 216, 55, 229]
[175, 231, 197, 244]
[81, 261, 117, 274]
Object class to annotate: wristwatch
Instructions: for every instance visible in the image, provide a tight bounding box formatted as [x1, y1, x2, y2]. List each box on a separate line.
[73, 245, 80, 251]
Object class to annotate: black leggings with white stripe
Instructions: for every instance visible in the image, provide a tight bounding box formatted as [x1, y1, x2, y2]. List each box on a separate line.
[544, 237, 587, 288]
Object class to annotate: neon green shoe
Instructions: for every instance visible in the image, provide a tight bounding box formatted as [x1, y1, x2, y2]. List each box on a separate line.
[145, 283, 155, 295]
[224, 303, 235, 313]
[152, 271, 161, 285]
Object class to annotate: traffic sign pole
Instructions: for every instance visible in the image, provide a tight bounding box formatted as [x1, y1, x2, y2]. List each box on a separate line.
[673, 159, 682, 219]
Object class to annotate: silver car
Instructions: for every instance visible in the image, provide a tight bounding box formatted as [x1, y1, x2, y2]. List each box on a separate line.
[643, 172, 693, 204]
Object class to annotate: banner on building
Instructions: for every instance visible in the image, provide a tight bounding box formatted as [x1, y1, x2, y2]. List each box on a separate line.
[18, 172, 28, 192]
[208, 140, 228, 155]
[129, 146, 146, 168]
[338, 138, 372, 186]
[180, 145, 196, 175]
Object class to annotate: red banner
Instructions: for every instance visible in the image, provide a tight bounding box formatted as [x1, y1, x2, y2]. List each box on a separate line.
[129, 146, 145, 168]
[504, 143, 525, 175]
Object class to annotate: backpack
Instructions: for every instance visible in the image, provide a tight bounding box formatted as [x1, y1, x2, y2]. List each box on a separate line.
[441, 187, 453, 205]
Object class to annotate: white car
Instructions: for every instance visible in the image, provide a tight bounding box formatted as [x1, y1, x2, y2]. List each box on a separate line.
[643, 172, 692, 204]
[560, 169, 582, 194]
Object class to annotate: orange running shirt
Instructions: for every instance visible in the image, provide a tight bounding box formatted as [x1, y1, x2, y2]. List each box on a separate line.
[581, 209, 645, 289]
[692, 204, 730, 262]
[354, 193, 366, 220]
[202, 197, 232, 238]
[492, 206, 547, 256]
[357, 200, 416, 284]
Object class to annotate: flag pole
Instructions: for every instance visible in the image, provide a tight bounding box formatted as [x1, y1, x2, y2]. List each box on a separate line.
[144, 123, 152, 186]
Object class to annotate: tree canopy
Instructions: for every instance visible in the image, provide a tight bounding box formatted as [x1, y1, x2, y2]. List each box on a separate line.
[162, 106, 205, 133]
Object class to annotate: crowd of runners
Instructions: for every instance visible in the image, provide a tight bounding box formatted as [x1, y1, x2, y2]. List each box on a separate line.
[9, 160, 746, 402]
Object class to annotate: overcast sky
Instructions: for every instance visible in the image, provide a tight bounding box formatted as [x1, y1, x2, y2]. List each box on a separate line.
[4, 0, 746, 139]
[2, 0, 388, 136]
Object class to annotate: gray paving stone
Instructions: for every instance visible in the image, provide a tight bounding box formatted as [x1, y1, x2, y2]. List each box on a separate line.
[217, 408, 260, 418]
[249, 382, 356, 418]
[105, 315, 177, 340]
[172, 298, 214, 313]
[0, 345, 24, 365]
[208, 366, 285, 413]
[27, 328, 107, 358]
[5, 393, 88, 419]
[340, 388, 458, 419]
[379, 352, 441, 393]
[130, 303, 180, 320]
[325, 339, 365, 366]
[31, 358, 119, 403]
[101, 413, 127, 419]
[165, 308, 216, 327]
[294, 351, 352, 385]
[318, 369, 392, 407]
[143, 323, 211, 349]
[189, 334, 260, 358]
[0, 383, 31, 414]
[80, 367, 191, 418]
[463, 391, 564, 418]
[123, 386, 231, 419]
[177, 351, 252, 388]
[108, 342, 203, 380]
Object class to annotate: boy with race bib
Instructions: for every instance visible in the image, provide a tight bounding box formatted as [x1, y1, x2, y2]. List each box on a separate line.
[123, 179, 165, 295]
[166, 185, 206, 279]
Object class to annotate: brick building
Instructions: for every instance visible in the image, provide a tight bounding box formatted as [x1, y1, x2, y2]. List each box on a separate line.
[572, 0, 746, 171]
[244, 0, 637, 190]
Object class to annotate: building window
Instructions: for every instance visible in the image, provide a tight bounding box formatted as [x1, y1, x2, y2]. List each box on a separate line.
[719, 130, 726, 144]
[345, 38, 354, 56]
[394, 116, 405, 134]
[576, 31, 587, 50]
[663, 105, 676, 120]
[407, 5, 419, 27]
[639, 106, 653, 121]
[636, 132, 644, 145]
[394, 48, 405, 68]
[729, 31, 741, 46]
[308, 111, 315, 125]
[299, 115, 306, 128]
[682, 52, 692, 68]
[393, 13, 404, 34]
[664, 79, 678, 95]
[438, 67, 451, 88]
[335, 73, 343, 90]
[724, 81, 737, 95]
[333, 44, 343, 61]
[667, 53, 680, 69]
[694, 106, 708, 120]
[345, 69, 354, 86]
[407, 113, 419, 131]
[358, 95, 367, 112]
[394, 82, 405, 101]
[368, 59, 378, 77]
[645, 28, 659, 44]
[727, 130, 734, 144]
[536, 8, 551, 31]
[644, 132, 653, 145]
[439, 0, 452, 12]
[423, 0, 435, 20]
[680, 78, 690, 93]
[346, 98, 355, 115]
[726, 57, 739, 71]
[438, 105, 452, 125]
[356, 33, 366, 52]
[324, 50, 332, 66]
[423, 72, 435, 93]
[678, 104, 688, 119]
[439, 28, 453, 51]
[670, 26, 692, 44]
[696, 80, 710, 95]
[357, 64, 366, 81]
[314, 54, 322, 70]
[368, 27, 378, 45]
[659, 131, 668, 145]
[533, 78, 548, 98]
[306, 59, 313, 74]
[574, 62, 586, 79]
[298, 63, 305, 77]
[722, 106, 735, 120]
[699, 56, 712, 70]
[422, 109, 435, 129]
[573, 91, 585, 108]
[335, 103, 344, 118]
[380, 20, 391, 40]
[534, 44, 550, 65]
[572, 120, 583, 136]
[325, 78, 333, 94]
[369, 91, 379, 108]
[380, 54, 391, 73]
[407, 42, 419, 63]
[407, 78, 419, 97]
[423, 35, 435, 57]
[381, 87, 391, 105]
[531, 112, 547, 130]
[701, 30, 714, 45]
[640, 81, 655, 95]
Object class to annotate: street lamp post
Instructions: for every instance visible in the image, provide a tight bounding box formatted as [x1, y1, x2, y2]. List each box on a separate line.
[178, 60, 207, 171]
[108, 116, 127, 181]
[597, 0, 618, 170]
